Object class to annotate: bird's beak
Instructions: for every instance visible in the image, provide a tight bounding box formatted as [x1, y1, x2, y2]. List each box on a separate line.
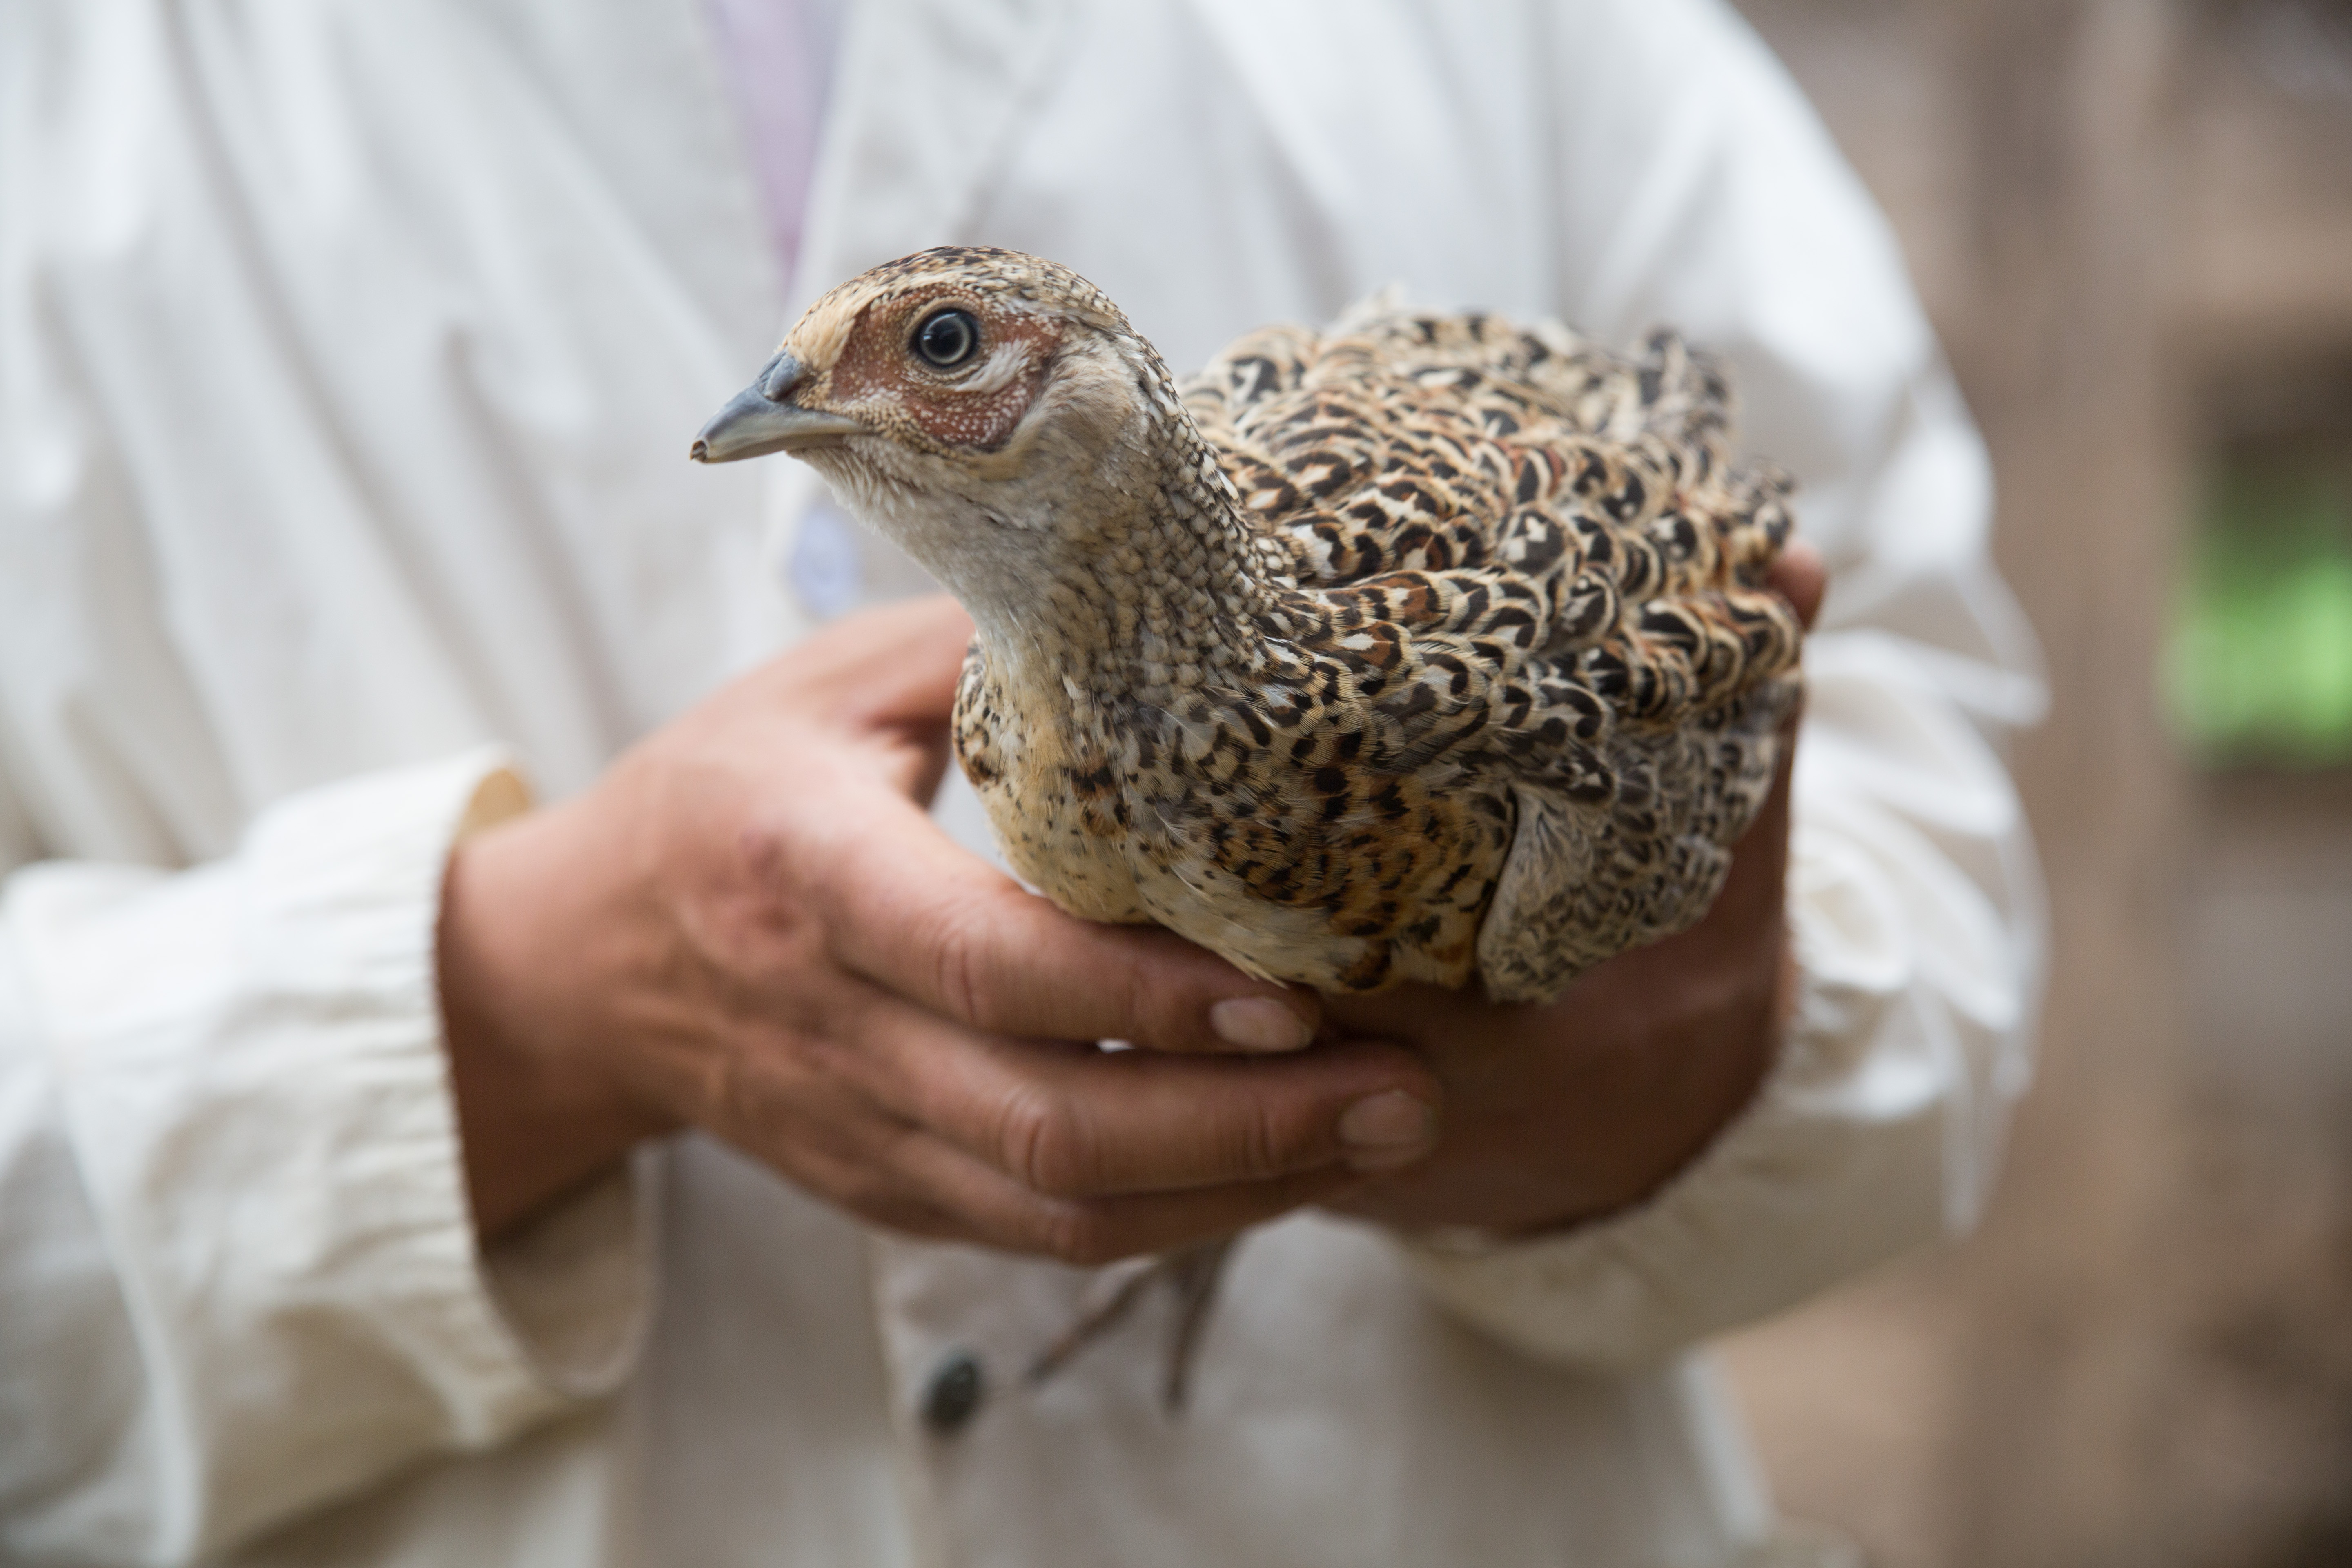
[690, 350, 865, 462]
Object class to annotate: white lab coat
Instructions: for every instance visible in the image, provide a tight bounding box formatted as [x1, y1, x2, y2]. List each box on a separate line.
[0, 1, 2047, 1565]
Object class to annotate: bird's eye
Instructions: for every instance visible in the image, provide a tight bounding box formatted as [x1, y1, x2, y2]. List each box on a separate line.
[913, 308, 980, 368]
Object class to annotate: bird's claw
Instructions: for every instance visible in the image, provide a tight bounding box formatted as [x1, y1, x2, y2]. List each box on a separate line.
[1024, 1238, 1236, 1414]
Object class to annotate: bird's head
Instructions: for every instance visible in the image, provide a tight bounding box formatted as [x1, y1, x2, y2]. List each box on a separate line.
[693, 247, 1200, 626]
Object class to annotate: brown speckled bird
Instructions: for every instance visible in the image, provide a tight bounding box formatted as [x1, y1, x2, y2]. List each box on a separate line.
[692, 245, 1805, 1404]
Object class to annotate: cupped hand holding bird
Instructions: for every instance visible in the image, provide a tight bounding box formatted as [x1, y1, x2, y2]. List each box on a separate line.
[435, 595, 1443, 1257]
[1322, 541, 1825, 1237]
[437, 546, 1813, 1259]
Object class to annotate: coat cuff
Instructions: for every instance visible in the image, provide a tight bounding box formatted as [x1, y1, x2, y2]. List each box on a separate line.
[1394, 825, 1949, 1370]
[7, 750, 650, 1554]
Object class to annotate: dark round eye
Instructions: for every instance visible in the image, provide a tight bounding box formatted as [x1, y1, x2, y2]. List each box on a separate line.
[913, 308, 980, 368]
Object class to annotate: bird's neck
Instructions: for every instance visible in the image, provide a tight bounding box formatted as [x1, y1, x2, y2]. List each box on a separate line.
[963, 412, 1285, 708]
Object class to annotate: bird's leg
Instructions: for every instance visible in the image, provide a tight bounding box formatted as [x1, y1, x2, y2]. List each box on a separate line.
[1158, 1236, 1233, 1412]
[1024, 1257, 1162, 1387]
[1023, 1236, 1239, 1414]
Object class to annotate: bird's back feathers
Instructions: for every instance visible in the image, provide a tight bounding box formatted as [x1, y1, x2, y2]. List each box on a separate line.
[963, 295, 1803, 1002]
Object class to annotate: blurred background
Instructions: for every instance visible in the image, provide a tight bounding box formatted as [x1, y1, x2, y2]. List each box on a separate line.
[1718, 1, 2352, 1563]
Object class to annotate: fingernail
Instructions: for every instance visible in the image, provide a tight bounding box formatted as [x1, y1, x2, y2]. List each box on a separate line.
[1338, 1090, 1437, 1172]
[1210, 996, 1313, 1053]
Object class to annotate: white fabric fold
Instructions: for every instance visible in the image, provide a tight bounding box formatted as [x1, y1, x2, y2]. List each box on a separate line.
[0, 750, 649, 1565]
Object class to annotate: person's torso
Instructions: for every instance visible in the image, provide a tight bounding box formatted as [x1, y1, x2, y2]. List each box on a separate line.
[4, 3, 1793, 1563]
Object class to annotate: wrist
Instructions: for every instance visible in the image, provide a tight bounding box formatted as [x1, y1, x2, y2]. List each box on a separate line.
[1531, 925, 1788, 1234]
[437, 796, 675, 1240]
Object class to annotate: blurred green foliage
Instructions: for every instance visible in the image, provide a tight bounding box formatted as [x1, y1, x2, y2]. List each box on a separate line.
[2165, 452, 2352, 767]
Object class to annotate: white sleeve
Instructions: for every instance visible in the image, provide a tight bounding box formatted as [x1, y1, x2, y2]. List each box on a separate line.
[1396, 0, 2047, 1367]
[0, 752, 651, 1566]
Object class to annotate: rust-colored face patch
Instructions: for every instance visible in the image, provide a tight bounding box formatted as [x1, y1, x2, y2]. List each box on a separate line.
[828, 291, 1060, 452]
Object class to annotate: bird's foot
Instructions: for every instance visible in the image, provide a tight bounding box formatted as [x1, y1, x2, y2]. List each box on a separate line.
[1024, 1236, 1236, 1414]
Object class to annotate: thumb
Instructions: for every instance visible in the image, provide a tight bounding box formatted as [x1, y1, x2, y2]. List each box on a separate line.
[1768, 539, 1827, 631]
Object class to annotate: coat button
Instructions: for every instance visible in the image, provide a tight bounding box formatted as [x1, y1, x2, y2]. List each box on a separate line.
[920, 1349, 985, 1436]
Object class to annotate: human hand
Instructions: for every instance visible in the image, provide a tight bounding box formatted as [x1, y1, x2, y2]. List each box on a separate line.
[1319, 543, 1829, 1237]
[437, 595, 1440, 1256]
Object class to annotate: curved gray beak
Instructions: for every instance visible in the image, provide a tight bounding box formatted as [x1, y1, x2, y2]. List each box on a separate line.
[690, 350, 865, 463]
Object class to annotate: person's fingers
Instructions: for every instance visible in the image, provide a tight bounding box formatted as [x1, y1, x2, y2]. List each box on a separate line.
[797, 1118, 1365, 1264]
[1320, 980, 1493, 1045]
[1767, 538, 1827, 631]
[806, 795, 1323, 1055]
[835, 987, 1440, 1196]
[744, 594, 976, 731]
[686, 992, 1385, 1260]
